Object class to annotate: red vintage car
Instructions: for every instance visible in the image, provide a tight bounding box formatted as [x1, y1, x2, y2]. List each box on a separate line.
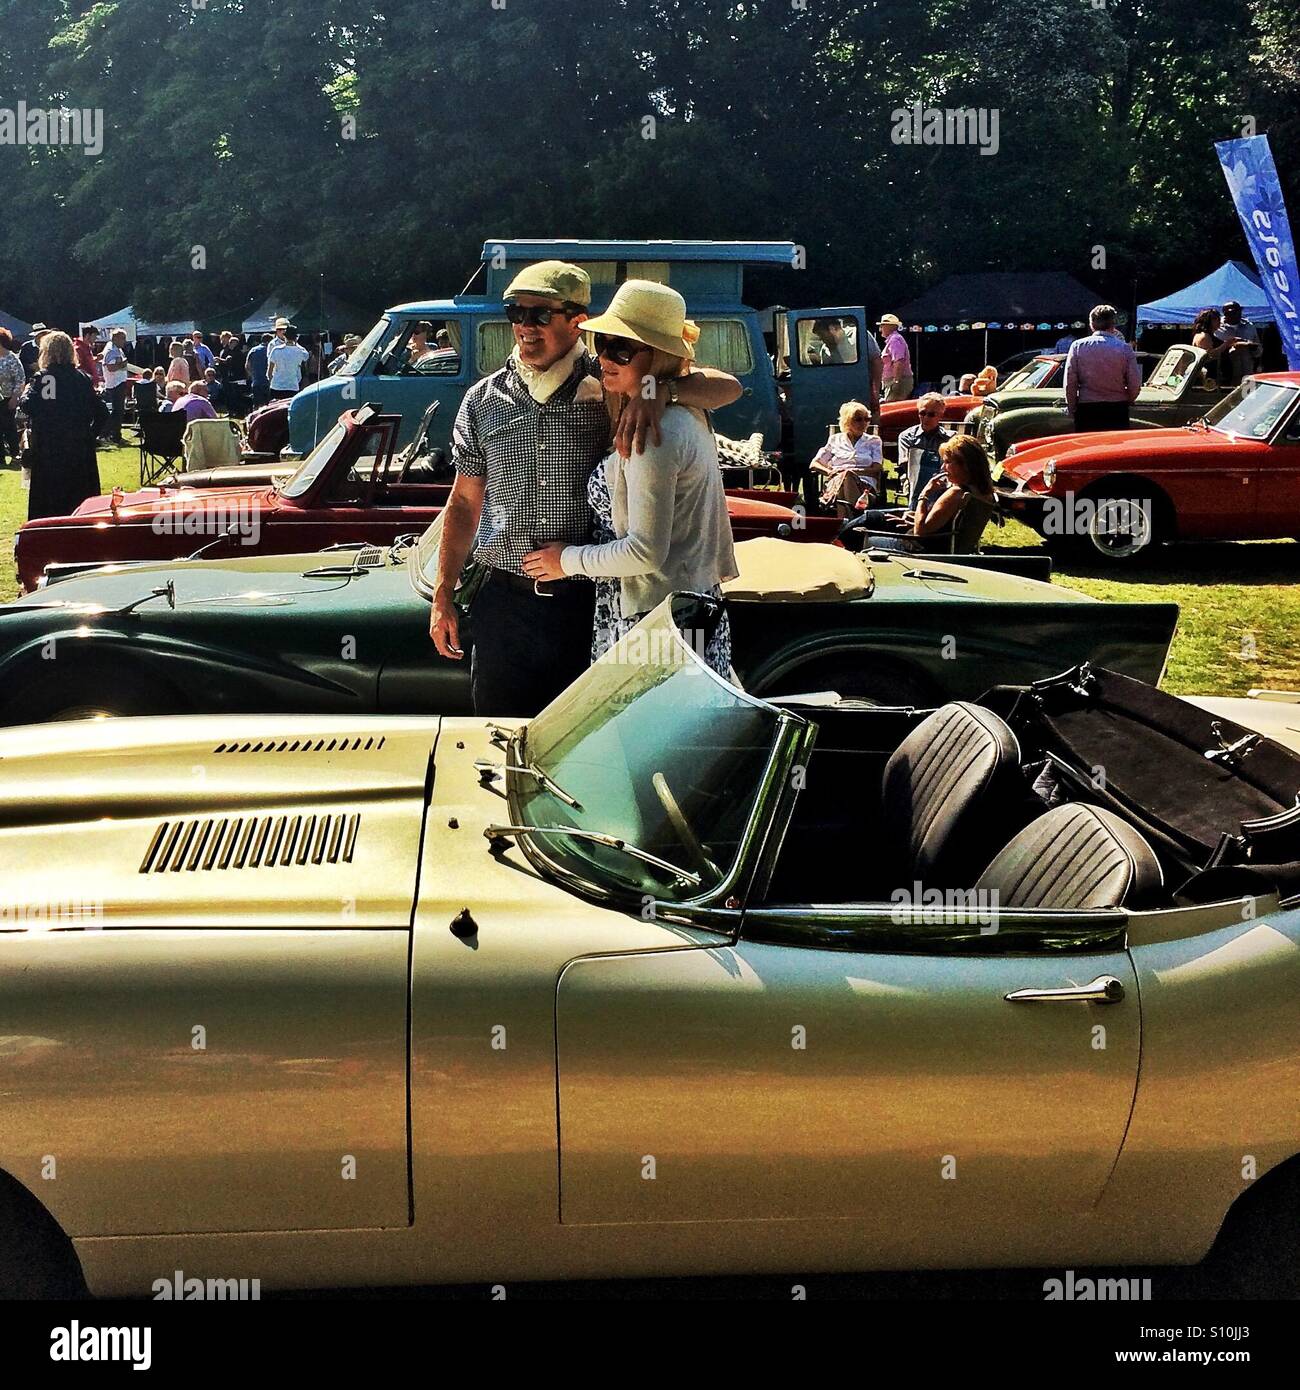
[15, 406, 840, 591]
[876, 354, 1069, 444]
[997, 373, 1300, 564]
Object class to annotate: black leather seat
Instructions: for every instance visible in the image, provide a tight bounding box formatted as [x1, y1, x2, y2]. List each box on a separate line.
[977, 803, 1162, 910]
[881, 702, 1024, 888]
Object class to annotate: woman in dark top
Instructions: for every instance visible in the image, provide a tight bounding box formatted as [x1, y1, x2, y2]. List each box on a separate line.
[867, 434, 998, 554]
[19, 331, 104, 520]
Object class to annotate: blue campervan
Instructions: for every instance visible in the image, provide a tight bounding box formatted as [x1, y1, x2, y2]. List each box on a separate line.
[288, 239, 877, 469]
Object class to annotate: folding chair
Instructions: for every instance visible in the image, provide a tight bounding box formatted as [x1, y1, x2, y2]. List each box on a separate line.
[139, 410, 189, 485]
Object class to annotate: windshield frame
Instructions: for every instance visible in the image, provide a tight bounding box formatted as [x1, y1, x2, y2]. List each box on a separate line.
[280, 421, 349, 498]
[1205, 379, 1300, 441]
[999, 357, 1059, 391]
[337, 316, 391, 377]
[501, 597, 815, 915]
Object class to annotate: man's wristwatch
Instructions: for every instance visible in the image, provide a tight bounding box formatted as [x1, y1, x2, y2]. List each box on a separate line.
[666, 380, 680, 405]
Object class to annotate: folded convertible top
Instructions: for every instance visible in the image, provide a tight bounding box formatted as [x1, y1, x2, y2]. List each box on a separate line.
[984, 664, 1300, 875]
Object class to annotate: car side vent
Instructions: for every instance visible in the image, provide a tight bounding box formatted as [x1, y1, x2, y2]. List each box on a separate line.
[212, 736, 387, 754]
[140, 812, 361, 874]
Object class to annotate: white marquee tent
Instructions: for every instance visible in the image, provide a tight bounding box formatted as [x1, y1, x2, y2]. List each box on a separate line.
[80, 305, 199, 343]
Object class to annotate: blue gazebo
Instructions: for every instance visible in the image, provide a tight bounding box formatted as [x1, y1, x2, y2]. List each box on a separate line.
[1137, 261, 1273, 326]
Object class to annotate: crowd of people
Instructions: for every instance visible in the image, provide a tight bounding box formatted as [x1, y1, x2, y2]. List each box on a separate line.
[0, 315, 367, 521]
[1, 270, 1273, 708]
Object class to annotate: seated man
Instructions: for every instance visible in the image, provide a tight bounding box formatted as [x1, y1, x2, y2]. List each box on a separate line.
[170, 380, 218, 423]
[840, 392, 951, 547]
[159, 381, 187, 412]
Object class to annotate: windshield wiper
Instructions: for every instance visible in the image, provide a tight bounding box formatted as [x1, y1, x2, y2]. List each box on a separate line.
[475, 757, 583, 809]
[484, 823, 701, 886]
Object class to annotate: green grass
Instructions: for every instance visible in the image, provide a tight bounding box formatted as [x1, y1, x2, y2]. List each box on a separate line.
[1, 444, 140, 603]
[994, 517, 1300, 696]
[2, 450, 1298, 697]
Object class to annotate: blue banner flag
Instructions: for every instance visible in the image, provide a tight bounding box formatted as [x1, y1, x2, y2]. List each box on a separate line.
[1215, 135, 1300, 369]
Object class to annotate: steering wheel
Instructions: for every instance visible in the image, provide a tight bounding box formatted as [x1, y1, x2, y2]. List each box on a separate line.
[652, 772, 720, 880]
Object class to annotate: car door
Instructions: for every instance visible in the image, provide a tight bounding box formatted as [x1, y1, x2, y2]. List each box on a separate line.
[1253, 392, 1300, 537]
[784, 307, 876, 463]
[557, 903, 1138, 1264]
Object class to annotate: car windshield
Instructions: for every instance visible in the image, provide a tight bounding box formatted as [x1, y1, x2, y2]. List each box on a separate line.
[511, 599, 788, 902]
[1205, 380, 1299, 439]
[1144, 345, 1200, 395]
[336, 317, 389, 376]
[1000, 357, 1058, 390]
[280, 422, 347, 498]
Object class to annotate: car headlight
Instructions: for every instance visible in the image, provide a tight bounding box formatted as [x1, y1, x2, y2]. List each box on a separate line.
[1041, 459, 1057, 489]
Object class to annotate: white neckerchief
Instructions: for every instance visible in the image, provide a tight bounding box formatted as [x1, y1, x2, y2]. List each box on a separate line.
[511, 340, 586, 404]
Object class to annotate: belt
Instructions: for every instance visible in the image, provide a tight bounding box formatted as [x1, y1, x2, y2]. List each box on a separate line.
[489, 568, 585, 597]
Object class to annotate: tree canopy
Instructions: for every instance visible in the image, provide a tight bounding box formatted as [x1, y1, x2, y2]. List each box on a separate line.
[1, 0, 1296, 326]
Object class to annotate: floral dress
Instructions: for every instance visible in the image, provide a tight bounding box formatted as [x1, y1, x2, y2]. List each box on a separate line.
[587, 457, 733, 678]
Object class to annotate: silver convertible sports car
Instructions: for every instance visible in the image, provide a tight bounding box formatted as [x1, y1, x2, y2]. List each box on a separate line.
[1, 596, 1299, 1296]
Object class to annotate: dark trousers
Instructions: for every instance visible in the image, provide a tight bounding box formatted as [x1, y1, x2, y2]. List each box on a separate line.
[0, 401, 19, 464]
[469, 568, 596, 718]
[839, 506, 907, 550]
[1073, 401, 1131, 432]
[103, 383, 127, 442]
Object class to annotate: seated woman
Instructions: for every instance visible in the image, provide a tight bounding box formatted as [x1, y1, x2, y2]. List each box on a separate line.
[1191, 308, 1231, 387]
[521, 280, 738, 678]
[810, 400, 883, 516]
[855, 434, 998, 555]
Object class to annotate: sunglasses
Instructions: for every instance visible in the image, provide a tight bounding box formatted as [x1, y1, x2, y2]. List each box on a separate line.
[919, 407, 943, 417]
[504, 303, 574, 327]
[593, 333, 646, 366]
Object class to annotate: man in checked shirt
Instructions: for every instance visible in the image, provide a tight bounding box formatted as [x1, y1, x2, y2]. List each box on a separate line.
[430, 260, 741, 716]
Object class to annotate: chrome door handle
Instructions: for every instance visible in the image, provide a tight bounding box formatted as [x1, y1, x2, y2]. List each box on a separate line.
[1005, 975, 1125, 1004]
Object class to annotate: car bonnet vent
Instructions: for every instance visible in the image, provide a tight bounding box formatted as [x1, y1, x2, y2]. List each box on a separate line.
[213, 736, 387, 754]
[356, 546, 385, 567]
[140, 811, 360, 873]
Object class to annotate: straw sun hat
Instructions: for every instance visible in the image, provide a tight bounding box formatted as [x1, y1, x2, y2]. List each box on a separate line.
[582, 280, 700, 360]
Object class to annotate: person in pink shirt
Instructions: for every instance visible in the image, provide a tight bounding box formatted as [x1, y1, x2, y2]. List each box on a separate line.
[878, 314, 913, 401]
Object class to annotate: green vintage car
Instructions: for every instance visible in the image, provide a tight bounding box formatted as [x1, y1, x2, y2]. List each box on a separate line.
[976, 344, 1218, 460]
[0, 523, 1178, 723]
[2, 597, 1300, 1297]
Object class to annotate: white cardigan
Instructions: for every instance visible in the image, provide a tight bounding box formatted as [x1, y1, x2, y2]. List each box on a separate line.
[560, 405, 738, 616]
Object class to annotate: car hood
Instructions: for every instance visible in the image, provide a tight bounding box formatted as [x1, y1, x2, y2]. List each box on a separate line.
[988, 384, 1182, 411]
[61, 482, 276, 521]
[11, 550, 411, 612]
[1003, 425, 1226, 479]
[0, 714, 436, 929]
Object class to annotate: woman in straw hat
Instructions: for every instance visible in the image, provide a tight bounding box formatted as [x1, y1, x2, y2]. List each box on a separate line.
[522, 280, 738, 676]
